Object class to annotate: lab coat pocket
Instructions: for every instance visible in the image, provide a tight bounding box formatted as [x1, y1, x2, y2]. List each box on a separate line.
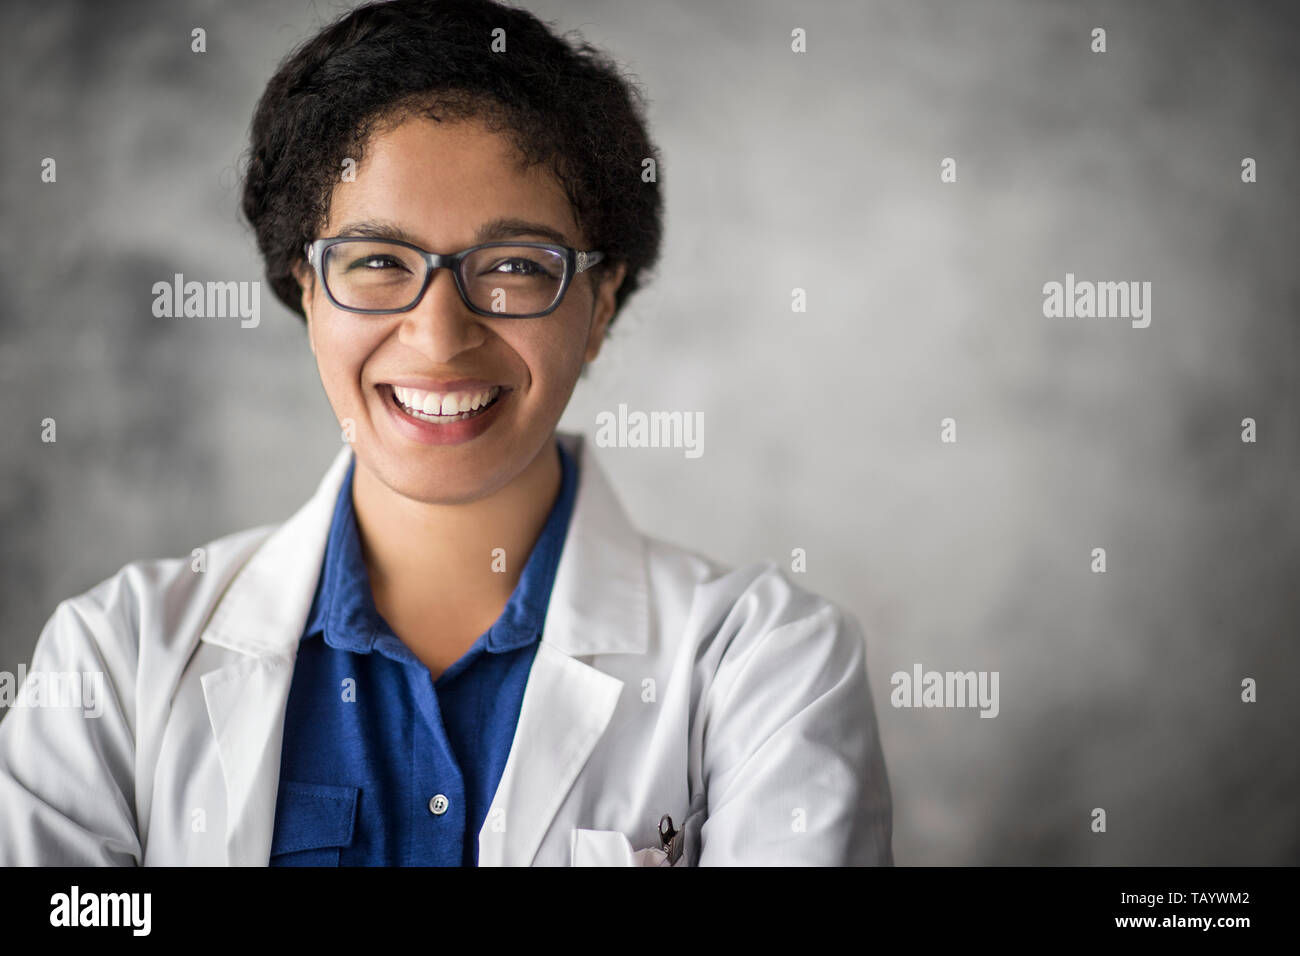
[569, 828, 673, 867]
[269, 781, 359, 866]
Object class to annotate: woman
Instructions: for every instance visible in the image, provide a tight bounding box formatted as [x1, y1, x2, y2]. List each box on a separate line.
[0, 0, 892, 866]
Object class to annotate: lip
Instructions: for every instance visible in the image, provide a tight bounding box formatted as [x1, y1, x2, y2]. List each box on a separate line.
[383, 377, 503, 393]
[380, 382, 511, 446]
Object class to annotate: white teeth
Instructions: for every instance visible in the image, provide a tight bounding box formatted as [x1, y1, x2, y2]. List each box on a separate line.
[391, 385, 502, 423]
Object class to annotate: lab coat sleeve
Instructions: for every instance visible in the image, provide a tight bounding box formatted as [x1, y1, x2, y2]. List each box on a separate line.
[0, 583, 143, 865]
[697, 600, 893, 865]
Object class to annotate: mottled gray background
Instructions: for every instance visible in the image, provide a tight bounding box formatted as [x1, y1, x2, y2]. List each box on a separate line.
[1, 0, 1296, 865]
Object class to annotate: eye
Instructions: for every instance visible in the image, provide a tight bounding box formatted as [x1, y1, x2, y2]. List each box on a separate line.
[348, 254, 409, 272]
[492, 257, 544, 276]
[481, 256, 563, 280]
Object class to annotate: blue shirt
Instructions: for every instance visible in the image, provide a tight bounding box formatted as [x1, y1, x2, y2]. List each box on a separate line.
[270, 438, 578, 866]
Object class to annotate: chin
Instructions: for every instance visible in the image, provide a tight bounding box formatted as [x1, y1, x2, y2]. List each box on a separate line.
[379, 451, 520, 506]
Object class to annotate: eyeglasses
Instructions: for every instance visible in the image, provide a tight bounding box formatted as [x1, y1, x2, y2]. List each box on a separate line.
[303, 236, 605, 318]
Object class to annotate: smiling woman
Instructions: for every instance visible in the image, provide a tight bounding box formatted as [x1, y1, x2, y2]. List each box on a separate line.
[0, 0, 892, 868]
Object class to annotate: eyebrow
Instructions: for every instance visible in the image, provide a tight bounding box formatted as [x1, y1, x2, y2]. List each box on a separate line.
[332, 217, 573, 248]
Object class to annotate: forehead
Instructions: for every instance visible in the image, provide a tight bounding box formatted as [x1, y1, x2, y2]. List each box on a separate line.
[325, 114, 582, 248]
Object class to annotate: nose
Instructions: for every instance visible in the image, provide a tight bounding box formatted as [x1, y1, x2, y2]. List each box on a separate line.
[395, 265, 488, 361]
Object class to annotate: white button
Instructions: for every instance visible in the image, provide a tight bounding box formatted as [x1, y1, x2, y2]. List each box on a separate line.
[428, 794, 449, 815]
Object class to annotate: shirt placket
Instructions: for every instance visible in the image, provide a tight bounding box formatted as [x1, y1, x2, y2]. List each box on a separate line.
[408, 665, 466, 865]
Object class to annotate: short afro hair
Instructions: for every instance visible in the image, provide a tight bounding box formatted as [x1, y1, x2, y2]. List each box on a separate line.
[239, 0, 663, 329]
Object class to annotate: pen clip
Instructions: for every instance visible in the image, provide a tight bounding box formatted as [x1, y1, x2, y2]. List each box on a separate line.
[658, 813, 683, 864]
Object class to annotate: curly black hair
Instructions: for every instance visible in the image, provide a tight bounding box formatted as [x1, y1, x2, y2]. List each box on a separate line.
[239, 0, 663, 329]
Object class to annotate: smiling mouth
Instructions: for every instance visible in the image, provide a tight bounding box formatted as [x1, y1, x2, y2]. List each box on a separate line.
[387, 384, 506, 424]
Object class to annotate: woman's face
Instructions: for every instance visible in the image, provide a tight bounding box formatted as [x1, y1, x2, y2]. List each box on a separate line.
[297, 114, 624, 505]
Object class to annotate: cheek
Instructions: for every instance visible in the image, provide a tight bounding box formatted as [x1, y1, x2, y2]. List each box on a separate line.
[312, 315, 387, 396]
[513, 318, 589, 397]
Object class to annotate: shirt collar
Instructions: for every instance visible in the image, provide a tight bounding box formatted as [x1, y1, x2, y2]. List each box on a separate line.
[302, 438, 580, 659]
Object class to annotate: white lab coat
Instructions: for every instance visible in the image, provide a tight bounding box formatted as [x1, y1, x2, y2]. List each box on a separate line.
[0, 431, 892, 866]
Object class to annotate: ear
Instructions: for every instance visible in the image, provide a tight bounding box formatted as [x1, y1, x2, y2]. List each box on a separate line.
[583, 261, 627, 364]
[291, 259, 317, 356]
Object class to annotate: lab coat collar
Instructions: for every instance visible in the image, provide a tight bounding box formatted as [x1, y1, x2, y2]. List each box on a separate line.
[202, 430, 647, 660]
[197, 430, 647, 865]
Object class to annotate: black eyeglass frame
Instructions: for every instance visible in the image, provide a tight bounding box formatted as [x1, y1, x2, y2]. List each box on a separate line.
[303, 236, 606, 318]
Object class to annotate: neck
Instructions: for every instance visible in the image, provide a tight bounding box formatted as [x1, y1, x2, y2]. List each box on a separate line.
[350, 436, 563, 653]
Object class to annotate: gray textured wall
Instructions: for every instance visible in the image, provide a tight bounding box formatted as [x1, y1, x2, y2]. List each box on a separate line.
[1, 0, 1296, 865]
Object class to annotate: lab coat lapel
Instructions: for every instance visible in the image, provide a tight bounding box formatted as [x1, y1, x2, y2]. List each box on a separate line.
[478, 432, 650, 866]
[200, 656, 296, 866]
[476, 642, 624, 866]
[198, 444, 354, 866]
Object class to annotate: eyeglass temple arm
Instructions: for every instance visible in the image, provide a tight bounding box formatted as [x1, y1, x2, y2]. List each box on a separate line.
[575, 250, 605, 274]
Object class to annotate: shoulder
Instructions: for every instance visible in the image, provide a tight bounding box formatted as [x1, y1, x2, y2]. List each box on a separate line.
[38, 522, 278, 668]
[641, 533, 868, 675]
